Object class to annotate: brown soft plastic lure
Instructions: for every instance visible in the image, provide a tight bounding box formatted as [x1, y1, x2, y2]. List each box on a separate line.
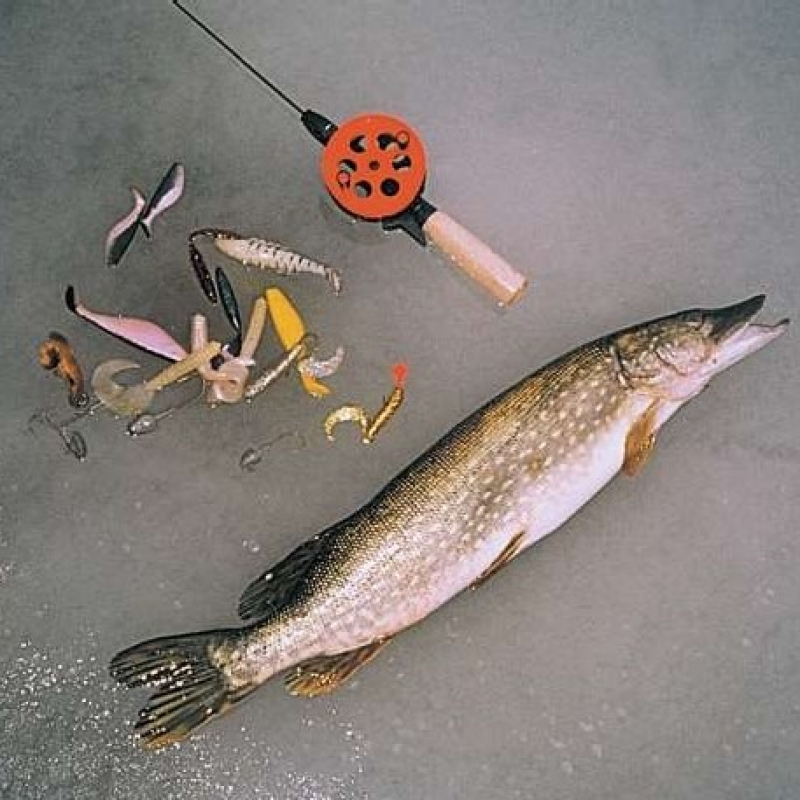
[38, 332, 88, 407]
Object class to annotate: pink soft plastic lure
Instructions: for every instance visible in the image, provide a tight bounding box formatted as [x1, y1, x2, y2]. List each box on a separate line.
[65, 286, 188, 362]
[105, 163, 185, 267]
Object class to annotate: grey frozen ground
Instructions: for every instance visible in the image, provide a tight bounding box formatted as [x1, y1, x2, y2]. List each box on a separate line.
[1, 0, 799, 798]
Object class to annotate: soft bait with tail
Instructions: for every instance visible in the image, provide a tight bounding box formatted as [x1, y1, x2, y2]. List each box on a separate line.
[66, 286, 188, 362]
[324, 362, 408, 443]
[92, 341, 221, 417]
[189, 228, 341, 300]
[266, 287, 338, 398]
[37, 332, 89, 408]
[105, 163, 184, 267]
[243, 333, 317, 401]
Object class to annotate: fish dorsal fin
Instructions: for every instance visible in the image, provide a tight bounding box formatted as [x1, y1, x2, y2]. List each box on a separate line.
[237, 532, 331, 621]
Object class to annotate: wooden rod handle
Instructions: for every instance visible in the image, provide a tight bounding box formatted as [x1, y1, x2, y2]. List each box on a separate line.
[422, 210, 528, 305]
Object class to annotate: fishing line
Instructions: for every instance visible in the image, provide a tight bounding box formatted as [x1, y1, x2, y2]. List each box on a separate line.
[172, 0, 528, 305]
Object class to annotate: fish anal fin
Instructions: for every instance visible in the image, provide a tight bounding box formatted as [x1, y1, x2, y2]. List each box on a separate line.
[237, 532, 332, 622]
[472, 530, 526, 589]
[623, 401, 661, 476]
[284, 638, 393, 698]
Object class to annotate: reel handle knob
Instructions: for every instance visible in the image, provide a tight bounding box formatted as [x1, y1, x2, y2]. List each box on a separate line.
[422, 211, 528, 306]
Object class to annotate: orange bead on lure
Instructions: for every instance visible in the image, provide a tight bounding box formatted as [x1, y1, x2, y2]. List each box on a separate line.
[324, 362, 408, 443]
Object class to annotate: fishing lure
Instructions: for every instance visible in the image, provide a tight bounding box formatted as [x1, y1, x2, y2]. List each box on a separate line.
[37, 332, 89, 407]
[243, 333, 317, 401]
[323, 404, 369, 442]
[239, 431, 306, 473]
[92, 341, 221, 417]
[66, 286, 188, 362]
[298, 344, 345, 380]
[215, 267, 243, 356]
[126, 380, 205, 437]
[266, 287, 335, 398]
[324, 363, 408, 443]
[191, 298, 268, 405]
[364, 362, 408, 443]
[105, 163, 185, 267]
[190, 228, 342, 298]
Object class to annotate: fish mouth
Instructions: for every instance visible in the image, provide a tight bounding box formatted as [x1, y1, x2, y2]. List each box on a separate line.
[708, 295, 789, 371]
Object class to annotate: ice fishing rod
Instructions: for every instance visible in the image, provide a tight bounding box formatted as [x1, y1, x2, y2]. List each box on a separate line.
[172, 0, 528, 305]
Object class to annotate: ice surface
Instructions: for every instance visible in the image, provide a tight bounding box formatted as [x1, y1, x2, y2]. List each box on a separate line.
[1, 0, 799, 798]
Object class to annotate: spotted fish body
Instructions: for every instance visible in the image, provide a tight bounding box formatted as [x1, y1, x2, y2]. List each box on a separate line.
[240, 345, 638, 658]
[111, 297, 788, 748]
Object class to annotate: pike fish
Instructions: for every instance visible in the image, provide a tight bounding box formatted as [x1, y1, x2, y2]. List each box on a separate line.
[111, 296, 788, 749]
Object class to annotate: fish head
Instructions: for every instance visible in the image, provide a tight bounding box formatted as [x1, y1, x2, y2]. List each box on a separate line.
[612, 295, 789, 401]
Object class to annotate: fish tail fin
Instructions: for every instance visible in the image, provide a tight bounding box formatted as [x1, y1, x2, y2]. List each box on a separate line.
[110, 628, 257, 750]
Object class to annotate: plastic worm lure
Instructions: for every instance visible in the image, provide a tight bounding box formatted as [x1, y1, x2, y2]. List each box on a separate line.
[92, 342, 222, 417]
[324, 363, 408, 443]
[364, 362, 408, 443]
[244, 333, 318, 401]
[190, 228, 342, 297]
[37, 332, 89, 408]
[298, 344, 345, 380]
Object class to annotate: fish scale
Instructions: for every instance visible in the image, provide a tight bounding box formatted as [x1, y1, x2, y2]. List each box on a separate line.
[110, 296, 788, 749]
[257, 342, 640, 657]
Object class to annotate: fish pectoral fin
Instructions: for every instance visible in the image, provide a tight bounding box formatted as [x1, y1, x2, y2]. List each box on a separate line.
[623, 400, 661, 477]
[237, 531, 333, 622]
[285, 638, 393, 698]
[471, 530, 527, 589]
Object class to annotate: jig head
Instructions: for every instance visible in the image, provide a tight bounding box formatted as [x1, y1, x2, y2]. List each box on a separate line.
[127, 379, 205, 436]
[239, 431, 306, 473]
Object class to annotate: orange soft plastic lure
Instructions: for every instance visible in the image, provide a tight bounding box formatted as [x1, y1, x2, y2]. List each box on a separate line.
[38, 332, 88, 407]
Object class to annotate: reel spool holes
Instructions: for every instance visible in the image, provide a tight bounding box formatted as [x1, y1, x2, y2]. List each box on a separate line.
[320, 113, 427, 220]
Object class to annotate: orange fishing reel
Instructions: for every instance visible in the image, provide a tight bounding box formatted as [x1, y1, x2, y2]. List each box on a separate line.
[320, 113, 427, 221]
[174, 1, 529, 306]
[314, 110, 527, 305]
